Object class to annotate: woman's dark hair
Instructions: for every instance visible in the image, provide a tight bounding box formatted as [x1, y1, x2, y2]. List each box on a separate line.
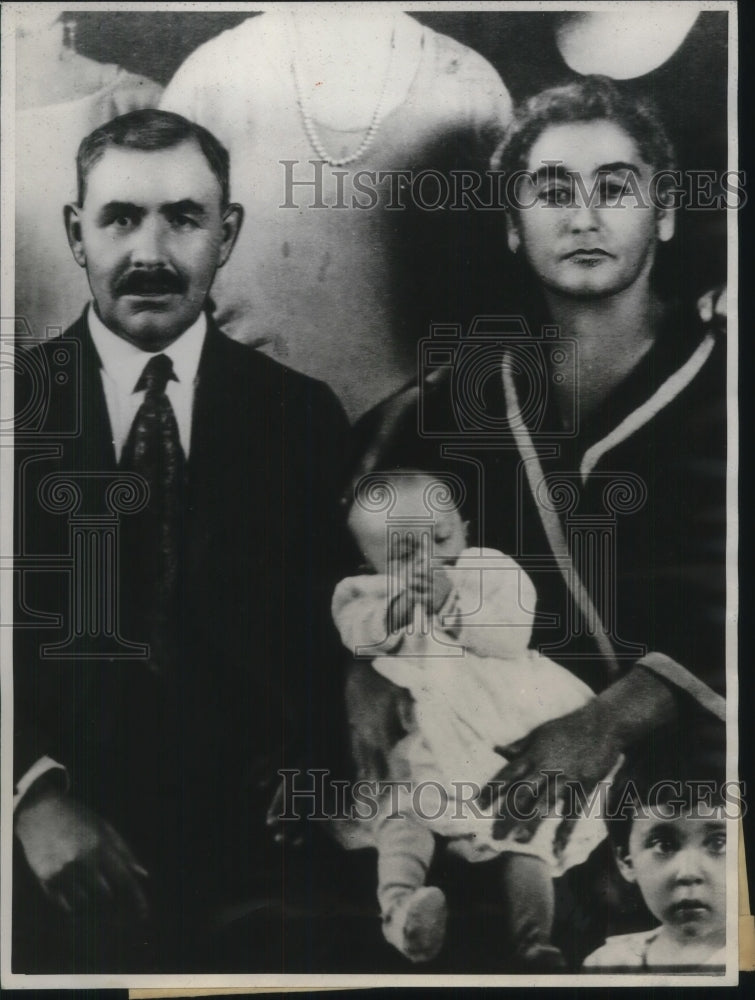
[492, 75, 676, 184]
[77, 108, 231, 206]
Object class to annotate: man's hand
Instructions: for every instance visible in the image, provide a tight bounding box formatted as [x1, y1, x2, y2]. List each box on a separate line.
[14, 783, 149, 921]
[480, 665, 678, 842]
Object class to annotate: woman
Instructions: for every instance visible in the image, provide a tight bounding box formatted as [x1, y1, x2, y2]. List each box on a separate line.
[344, 77, 728, 968]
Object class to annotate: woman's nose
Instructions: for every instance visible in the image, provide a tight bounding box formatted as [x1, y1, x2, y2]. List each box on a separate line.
[567, 200, 601, 233]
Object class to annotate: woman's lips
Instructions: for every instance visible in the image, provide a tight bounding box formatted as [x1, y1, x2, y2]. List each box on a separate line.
[562, 248, 613, 260]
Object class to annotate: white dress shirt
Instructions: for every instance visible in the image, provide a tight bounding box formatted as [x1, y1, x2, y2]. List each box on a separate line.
[88, 304, 207, 461]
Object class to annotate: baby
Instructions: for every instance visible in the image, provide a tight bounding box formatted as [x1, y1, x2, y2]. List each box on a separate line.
[583, 750, 728, 971]
[333, 471, 606, 969]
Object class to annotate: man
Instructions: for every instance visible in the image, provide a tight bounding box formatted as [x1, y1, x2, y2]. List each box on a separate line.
[12, 109, 352, 972]
[347, 77, 727, 968]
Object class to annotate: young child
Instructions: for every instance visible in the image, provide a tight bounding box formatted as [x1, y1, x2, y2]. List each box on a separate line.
[332, 470, 607, 969]
[583, 749, 728, 971]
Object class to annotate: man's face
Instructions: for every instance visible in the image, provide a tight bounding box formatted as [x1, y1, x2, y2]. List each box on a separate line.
[66, 140, 241, 349]
[509, 120, 673, 299]
[618, 814, 727, 943]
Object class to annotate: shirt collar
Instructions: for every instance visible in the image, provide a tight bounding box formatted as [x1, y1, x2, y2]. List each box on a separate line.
[87, 303, 207, 393]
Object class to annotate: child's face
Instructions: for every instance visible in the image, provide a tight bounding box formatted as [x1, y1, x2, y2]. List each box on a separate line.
[617, 813, 726, 943]
[348, 478, 467, 575]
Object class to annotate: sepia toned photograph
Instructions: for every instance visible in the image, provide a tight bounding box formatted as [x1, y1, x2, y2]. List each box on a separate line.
[0, 1, 742, 988]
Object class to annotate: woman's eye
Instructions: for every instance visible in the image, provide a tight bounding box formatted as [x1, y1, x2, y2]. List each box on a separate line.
[538, 186, 571, 206]
[599, 180, 628, 205]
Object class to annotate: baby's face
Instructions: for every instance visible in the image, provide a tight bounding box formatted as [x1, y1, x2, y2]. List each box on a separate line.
[348, 478, 467, 574]
[621, 812, 726, 944]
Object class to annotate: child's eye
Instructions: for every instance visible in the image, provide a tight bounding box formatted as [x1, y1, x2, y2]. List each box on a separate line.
[648, 836, 677, 856]
[705, 832, 727, 856]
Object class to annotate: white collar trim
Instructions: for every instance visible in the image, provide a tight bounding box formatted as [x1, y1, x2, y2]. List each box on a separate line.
[580, 332, 716, 482]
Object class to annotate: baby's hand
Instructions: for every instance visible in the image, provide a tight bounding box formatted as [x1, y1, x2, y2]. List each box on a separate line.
[388, 588, 416, 633]
[429, 566, 454, 613]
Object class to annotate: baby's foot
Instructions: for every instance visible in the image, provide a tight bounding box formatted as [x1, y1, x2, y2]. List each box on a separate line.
[518, 943, 568, 971]
[383, 886, 448, 963]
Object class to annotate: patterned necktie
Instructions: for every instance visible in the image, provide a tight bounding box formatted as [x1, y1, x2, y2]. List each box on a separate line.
[119, 353, 186, 675]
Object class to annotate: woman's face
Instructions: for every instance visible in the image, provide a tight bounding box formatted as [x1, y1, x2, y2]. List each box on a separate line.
[508, 120, 674, 300]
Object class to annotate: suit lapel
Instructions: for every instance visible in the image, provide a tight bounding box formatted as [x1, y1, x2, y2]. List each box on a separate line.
[185, 317, 285, 584]
[184, 318, 247, 563]
[188, 317, 229, 481]
[63, 313, 117, 471]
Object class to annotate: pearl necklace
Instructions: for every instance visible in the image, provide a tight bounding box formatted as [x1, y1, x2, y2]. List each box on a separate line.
[289, 18, 397, 168]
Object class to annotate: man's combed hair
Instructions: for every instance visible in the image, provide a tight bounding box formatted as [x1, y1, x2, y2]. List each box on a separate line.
[492, 75, 677, 184]
[76, 109, 231, 206]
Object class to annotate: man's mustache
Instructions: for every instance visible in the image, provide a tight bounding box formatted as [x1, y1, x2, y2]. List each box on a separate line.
[115, 270, 186, 296]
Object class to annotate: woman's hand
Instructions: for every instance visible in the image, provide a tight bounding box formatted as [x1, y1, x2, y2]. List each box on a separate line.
[480, 664, 678, 841]
[480, 698, 623, 842]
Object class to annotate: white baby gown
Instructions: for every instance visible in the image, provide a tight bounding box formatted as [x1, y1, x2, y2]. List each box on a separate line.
[333, 548, 607, 870]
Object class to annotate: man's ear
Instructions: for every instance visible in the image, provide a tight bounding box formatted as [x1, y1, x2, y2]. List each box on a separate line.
[656, 206, 676, 244]
[506, 212, 521, 255]
[613, 842, 637, 884]
[218, 203, 244, 268]
[64, 204, 87, 268]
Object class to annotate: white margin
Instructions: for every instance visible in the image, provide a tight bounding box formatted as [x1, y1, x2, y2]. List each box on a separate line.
[0, 0, 740, 989]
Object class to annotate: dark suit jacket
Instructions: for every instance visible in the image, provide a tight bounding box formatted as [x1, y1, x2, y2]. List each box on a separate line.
[14, 311, 352, 896]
